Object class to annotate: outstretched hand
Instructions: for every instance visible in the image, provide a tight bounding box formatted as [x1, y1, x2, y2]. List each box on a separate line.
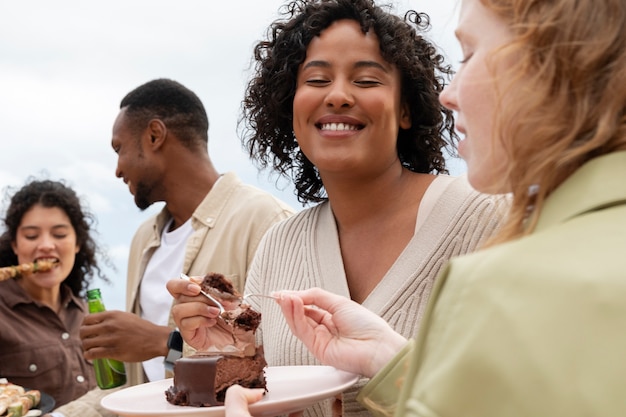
[166, 277, 223, 350]
[80, 310, 170, 362]
[275, 288, 408, 378]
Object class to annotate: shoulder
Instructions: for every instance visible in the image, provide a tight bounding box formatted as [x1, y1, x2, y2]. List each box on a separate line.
[208, 172, 296, 217]
[445, 208, 626, 290]
[425, 175, 507, 240]
[263, 203, 323, 231]
[253, 203, 324, 245]
[438, 174, 506, 210]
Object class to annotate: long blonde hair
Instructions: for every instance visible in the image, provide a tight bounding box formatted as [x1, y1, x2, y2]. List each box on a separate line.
[482, 0, 626, 245]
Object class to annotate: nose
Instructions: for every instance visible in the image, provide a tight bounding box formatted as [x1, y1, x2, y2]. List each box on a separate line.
[38, 233, 56, 251]
[115, 161, 122, 179]
[439, 75, 458, 111]
[324, 79, 355, 108]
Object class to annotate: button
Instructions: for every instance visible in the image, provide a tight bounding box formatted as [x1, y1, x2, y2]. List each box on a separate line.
[76, 375, 85, 383]
[61, 332, 70, 340]
[206, 217, 214, 223]
[29, 364, 38, 372]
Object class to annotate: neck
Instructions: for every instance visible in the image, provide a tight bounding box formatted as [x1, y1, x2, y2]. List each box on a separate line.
[19, 279, 62, 312]
[324, 168, 433, 229]
[164, 159, 221, 230]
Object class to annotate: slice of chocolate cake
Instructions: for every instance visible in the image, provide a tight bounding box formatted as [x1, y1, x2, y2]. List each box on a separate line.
[165, 348, 267, 406]
[165, 273, 267, 407]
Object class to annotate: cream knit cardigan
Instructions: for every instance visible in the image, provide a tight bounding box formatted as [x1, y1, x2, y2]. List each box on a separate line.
[245, 175, 504, 417]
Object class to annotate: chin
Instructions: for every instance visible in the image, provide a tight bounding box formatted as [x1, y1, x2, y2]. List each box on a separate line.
[467, 172, 506, 195]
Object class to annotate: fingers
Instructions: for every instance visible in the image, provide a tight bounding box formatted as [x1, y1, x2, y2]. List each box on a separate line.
[171, 301, 221, 345]
[275, 287, 347, 313]
[81, 310, 108, 326]
[166, 278, 202, 299]
[276, 292, 320, 349]
[224, 385, 265, 417]
[171, 300, 221, 323]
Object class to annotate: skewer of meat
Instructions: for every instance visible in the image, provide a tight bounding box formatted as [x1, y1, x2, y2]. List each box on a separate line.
[0, 260, 57, 282]
[0, 379, 41, 416]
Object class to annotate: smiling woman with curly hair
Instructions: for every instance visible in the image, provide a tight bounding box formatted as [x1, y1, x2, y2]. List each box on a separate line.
[241, 0, 458, 204]
[169, 1, 504, 415]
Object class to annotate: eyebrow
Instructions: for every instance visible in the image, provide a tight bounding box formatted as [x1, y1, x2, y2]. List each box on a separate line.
[302, 60, 389, 72]
[20, 224, 72, 231]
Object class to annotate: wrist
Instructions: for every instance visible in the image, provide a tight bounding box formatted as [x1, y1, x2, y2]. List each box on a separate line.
[163, 329, 183, 372]
[368, 334, 408, 377]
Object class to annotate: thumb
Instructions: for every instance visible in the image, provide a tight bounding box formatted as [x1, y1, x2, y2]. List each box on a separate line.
[224, 384, 265, 417]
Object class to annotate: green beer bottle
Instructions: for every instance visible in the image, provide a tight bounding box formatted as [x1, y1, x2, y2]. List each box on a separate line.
[86, 288, 127, 389]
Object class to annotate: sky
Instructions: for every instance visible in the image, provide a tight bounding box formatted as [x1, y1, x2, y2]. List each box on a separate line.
[0, 0, 461, 310]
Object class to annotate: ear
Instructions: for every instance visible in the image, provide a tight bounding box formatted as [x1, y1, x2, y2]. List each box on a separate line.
[399, 101, 412, 130]
[11, 241, 17, 256]
[146, 119, 167, 149]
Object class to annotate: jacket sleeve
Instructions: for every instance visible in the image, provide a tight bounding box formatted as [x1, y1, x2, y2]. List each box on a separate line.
[356, 340, 416, 417]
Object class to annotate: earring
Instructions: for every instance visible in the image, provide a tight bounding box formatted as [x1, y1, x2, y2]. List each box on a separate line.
[524, 184, 540, 220]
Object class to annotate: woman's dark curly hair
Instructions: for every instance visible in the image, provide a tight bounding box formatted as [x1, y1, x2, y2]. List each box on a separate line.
[240, 0, 457, 203]
[0, 179, 108, 297]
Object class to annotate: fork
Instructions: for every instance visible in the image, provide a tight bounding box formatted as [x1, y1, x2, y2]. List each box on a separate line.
[241, 293, 279, 303]
[179, 273, 225, 315]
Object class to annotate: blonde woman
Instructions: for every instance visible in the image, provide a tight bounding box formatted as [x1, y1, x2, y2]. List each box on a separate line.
[227, 0, 626, 415]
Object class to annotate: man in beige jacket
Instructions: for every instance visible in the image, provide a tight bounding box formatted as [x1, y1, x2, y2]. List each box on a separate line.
[48, 79, 294, 417]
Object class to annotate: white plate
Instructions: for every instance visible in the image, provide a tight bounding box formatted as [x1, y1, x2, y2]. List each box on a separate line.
[101, 365, 359, 417]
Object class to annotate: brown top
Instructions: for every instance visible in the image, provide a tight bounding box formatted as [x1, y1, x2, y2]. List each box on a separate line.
[0, 278, 97, 407]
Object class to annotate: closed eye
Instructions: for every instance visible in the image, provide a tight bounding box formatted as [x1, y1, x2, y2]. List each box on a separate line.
[354, 80, 381, 87]
[305, 78, 330, 86]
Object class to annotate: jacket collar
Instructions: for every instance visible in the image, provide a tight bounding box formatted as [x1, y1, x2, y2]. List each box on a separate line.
[535, 151, 626, 232]
[189, 171, 241, 229]
[154, 171, 241, 235]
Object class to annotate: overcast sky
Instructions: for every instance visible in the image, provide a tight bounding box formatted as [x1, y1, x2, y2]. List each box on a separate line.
[0, 0, 460, 310]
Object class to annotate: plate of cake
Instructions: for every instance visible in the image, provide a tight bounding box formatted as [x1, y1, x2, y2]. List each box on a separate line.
[101, 365, 359, 416]
[102, 273, 358, 416]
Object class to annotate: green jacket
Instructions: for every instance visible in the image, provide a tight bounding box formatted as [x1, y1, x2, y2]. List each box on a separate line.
[359, 151, 626, 416]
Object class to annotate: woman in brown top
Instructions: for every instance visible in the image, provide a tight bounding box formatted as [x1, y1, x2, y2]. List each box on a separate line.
[0, 179, 108, 407]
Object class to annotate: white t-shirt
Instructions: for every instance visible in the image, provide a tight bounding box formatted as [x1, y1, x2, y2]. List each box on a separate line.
[140, 217, 194, 381]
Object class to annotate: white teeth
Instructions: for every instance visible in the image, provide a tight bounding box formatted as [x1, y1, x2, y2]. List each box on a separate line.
[320, 123, 359, 131]
[37, 257, 57, 262]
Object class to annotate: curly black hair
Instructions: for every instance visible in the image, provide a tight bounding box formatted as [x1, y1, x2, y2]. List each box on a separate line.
[0, 179, 108, 297]
[120, 78, 209, 151]
[240, 0, 457, 203]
